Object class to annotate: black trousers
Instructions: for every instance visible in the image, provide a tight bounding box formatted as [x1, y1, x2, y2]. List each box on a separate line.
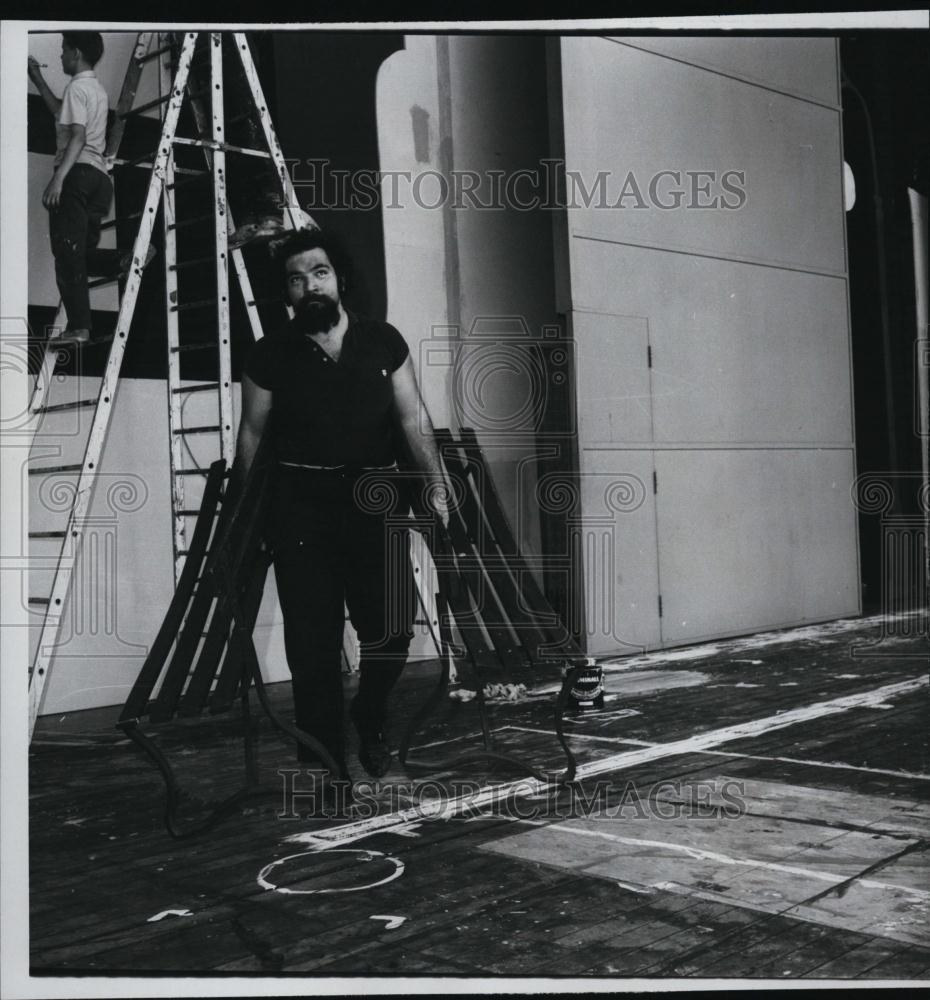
[271, 467, 416, 767]
[47, 164, 121, 333]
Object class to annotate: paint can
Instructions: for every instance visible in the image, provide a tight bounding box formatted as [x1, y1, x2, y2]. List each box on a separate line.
[563, 656, 604, 710]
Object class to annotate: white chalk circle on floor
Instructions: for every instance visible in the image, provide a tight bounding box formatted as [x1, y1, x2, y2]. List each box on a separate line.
[257, 848, 405, 895]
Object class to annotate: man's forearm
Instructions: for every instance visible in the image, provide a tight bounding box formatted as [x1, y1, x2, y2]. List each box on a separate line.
[31, 74, 62, 116]
[55, 132, 86, 183]
[234, 424, 262, 487]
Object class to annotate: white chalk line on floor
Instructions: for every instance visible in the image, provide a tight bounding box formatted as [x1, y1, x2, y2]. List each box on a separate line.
[284, 675, 928, 850]
[531, 610, 928, 694]
[502, 725, 930, 782]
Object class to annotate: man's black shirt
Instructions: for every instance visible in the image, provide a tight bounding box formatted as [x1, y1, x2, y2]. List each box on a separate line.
[245, 312, 410, 468]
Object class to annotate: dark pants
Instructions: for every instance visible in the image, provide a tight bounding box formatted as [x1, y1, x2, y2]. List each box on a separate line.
[47, 164, 120, 333]
[271, 467, 416, 767]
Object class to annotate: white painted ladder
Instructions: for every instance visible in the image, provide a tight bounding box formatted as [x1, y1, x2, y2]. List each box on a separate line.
[27, 32, 313, 734]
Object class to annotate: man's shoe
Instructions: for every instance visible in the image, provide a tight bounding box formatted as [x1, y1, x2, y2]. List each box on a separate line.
[228, 216, 286, 250]
[349, 699, 393, 778]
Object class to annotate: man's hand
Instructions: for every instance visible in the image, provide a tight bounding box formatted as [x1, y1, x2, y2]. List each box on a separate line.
[42, 174, 65, 210]
[27, 55, 44, 82]
[427, 479, 452, 530]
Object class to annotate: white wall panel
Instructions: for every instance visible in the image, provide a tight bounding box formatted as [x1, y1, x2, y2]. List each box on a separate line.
[561, 38, 846, 275]
[573, 311, 653, 445]
[576, 449, 661, 654]
[570, 238, 853, 445]
[609, 37, 839, 106]
[559, 36, 858, 653]
[654, 448, 859, 644]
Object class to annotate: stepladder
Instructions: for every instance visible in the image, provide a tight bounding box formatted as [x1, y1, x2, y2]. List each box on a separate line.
[26, 31, 316, 735]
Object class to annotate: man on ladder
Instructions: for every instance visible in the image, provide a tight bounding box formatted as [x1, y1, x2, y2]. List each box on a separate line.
[28, 32, 155, 347]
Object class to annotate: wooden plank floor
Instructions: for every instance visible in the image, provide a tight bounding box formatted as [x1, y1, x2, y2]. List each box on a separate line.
[28, 611, 930, 982]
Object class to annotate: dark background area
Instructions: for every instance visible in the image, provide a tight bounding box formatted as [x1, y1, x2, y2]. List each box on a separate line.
[840, 32, 929, 609]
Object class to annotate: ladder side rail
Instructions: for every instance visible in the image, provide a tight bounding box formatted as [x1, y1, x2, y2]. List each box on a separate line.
[231, 33, 316, 233]
[210, 34, 235, 467]
[104, 32, 157, 163]
[159, 34, 189, 584]
[28, 32, 200, 734]
[163, 147, 188, 583]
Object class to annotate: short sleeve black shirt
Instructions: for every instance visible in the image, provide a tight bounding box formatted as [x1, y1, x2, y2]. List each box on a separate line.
[245, 312, 410, 467]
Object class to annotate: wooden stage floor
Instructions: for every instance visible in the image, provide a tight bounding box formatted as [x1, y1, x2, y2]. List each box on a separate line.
[29, 611, 930, 984]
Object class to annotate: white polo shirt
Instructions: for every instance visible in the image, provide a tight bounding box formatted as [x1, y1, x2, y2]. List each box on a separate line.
[55, 70, 108, 175]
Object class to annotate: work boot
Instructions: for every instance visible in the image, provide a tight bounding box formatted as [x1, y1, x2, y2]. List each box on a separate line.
[349, 697, 392, 778]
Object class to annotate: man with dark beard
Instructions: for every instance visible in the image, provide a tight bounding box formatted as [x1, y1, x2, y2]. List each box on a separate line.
[235, 228, 448, 783]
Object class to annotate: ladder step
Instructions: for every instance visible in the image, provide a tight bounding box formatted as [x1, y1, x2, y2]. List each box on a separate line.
[99, 208, 145, 231]
[171, 298, 217, 313]
[138, 43, 173, 63]
[167, 214, 215, 232]
[174, 425, 221, 435]
[87, 275, 119, 289]
[175, 469, 232, 479]
[170, 341, 215, 353]
[29, 463, 82, 476]
[177, 509, 203, 515]
[170, 255, 215, 271]
[171, 136, 272, 159]
[28, 598, 50, 606]
[29, 531, 67, 539]
[172, 383, 219, 395]
[33, 398, 97, 415]
[166, 173, 212, 193]
[120, 93, 172, 118]
[121, 149, 161, 170]
[110, 156, 206, 176]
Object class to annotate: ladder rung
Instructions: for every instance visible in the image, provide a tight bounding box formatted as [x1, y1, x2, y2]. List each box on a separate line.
[139, 43, 173, 63]
[122, 149, 161, 170]
[174, 425, 221, 435]
[175, 469, 211, 476]
[110, 155, 206, 176]
[33, 398, 97, 415]
[170, 256, 214, 271]
[166, 173, 212, 192]
[29, 463, 82, 476]
[177, 509, 203, 515]
[171, 341, 215, 353]
[120, 93, 172, 118]
[29, 531, 67, 539]
[172, 383, 219, 395]
[99, 208, 145, 231]
[171, 136, 272, 159]
[167, 214, 215, 232]
[87, 275, 118, 289]
[171, 298, 217, 313]
[251, 297, 282, 307]
[29, 598, 51, 606]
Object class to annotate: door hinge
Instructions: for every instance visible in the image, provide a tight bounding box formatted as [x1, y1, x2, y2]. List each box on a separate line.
[658, 594, 663, 617]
